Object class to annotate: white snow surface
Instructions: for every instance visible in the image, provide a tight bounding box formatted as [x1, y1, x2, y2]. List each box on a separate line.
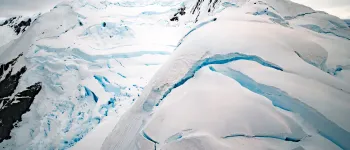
[99, 0, 350, 150]
[0, 0, 349, 150]
[0, 0, 188, 149]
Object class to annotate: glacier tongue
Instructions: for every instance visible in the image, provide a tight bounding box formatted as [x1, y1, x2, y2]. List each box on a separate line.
[0, 0, 350, 149]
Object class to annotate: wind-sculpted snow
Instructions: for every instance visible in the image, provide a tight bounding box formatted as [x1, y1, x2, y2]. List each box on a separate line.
[294, 46, 350, 77]
[101, 0, 350, 150]
[294, 51, 327, 70]
[209, 65, 350, 149]
[149, 52, 283, 109]
[177, 17, 217, 47]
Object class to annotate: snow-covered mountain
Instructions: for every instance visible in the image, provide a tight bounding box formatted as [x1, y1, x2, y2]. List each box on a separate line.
[0, 0, 189, 149]
[0, 0, 349, 150]
[0, 16, 36, 47]
[99, 0, 350, 150]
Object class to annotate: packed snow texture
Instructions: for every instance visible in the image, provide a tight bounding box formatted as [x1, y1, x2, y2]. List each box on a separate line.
[99, 0, 350, 150]
[0, 0, 349, 149]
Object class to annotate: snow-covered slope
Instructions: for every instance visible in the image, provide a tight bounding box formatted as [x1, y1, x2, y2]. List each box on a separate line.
[98, 0, 350, 150]
[0, 0, 349, 149]
[0, 16, 36, 47]
[0, 0, 191, 149]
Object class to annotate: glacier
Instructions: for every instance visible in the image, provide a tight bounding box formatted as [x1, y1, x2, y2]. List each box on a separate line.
[0, 0, 349, 150]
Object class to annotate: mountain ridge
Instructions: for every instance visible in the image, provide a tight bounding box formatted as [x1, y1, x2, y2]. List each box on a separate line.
[0, 0, 349, 149]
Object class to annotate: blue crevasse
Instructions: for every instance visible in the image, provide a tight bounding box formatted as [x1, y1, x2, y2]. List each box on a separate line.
[94, 75, 108, 87]
[84, 86, 98, 102]
[294, 51, 348, 76]
[140, 10, 169, 15]
[222, 134, 301, 142]
[117, 73, 127, 78]
[142, 131, 159, 144]
[94, 75, 123, 95]
[177, 18, 217, 47]
[251, 7, 289, 27]
[209, 66, 350, 150]
[59, 117, 101, 150]
[284, 12, 320, 20]
[327, 66, 345, 76]
[300, 24, 350, 40]
[99, 97, 117, 116]
[164, 129, 192, 143]
[72, 48, 170, 62]
[145, 52, 283, 111]
[165, 134, 183, 143]
[328, 20, 349, 29]
[294, 51, 327, 70]
[221, 2, 236, 7]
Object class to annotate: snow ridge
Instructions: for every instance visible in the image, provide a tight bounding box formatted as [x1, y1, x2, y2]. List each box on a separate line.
[209, 66, 350, 149]
[152, 52, 283, 108]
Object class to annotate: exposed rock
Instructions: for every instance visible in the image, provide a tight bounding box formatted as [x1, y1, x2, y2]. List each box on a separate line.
[0, 17, 32, 35]
[0, 54, 42, 143]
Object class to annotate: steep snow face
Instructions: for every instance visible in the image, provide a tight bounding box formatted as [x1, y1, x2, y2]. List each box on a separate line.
[99, 0, 350, 150]
[0, 0, 195, 149]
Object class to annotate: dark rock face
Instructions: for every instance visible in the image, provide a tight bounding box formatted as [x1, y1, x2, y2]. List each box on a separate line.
[190, 0, 220, 22]
[0, 54, 42, 143]
[0, 17, 32, 35]
[191, 0, 204, 15]
[170, 6, 186, 22]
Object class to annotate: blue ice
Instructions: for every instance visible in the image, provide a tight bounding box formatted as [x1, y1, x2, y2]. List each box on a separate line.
[94, 75, 122, 95]
[84, 86, 98, 102]
[145, 52, 283, 111]
[210, 66, 350, 149]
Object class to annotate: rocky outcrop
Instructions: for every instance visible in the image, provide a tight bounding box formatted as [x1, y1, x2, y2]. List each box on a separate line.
[0, 17, 32, 35]
[0, 54, 42, 143]
[170, 6, 186, 22]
